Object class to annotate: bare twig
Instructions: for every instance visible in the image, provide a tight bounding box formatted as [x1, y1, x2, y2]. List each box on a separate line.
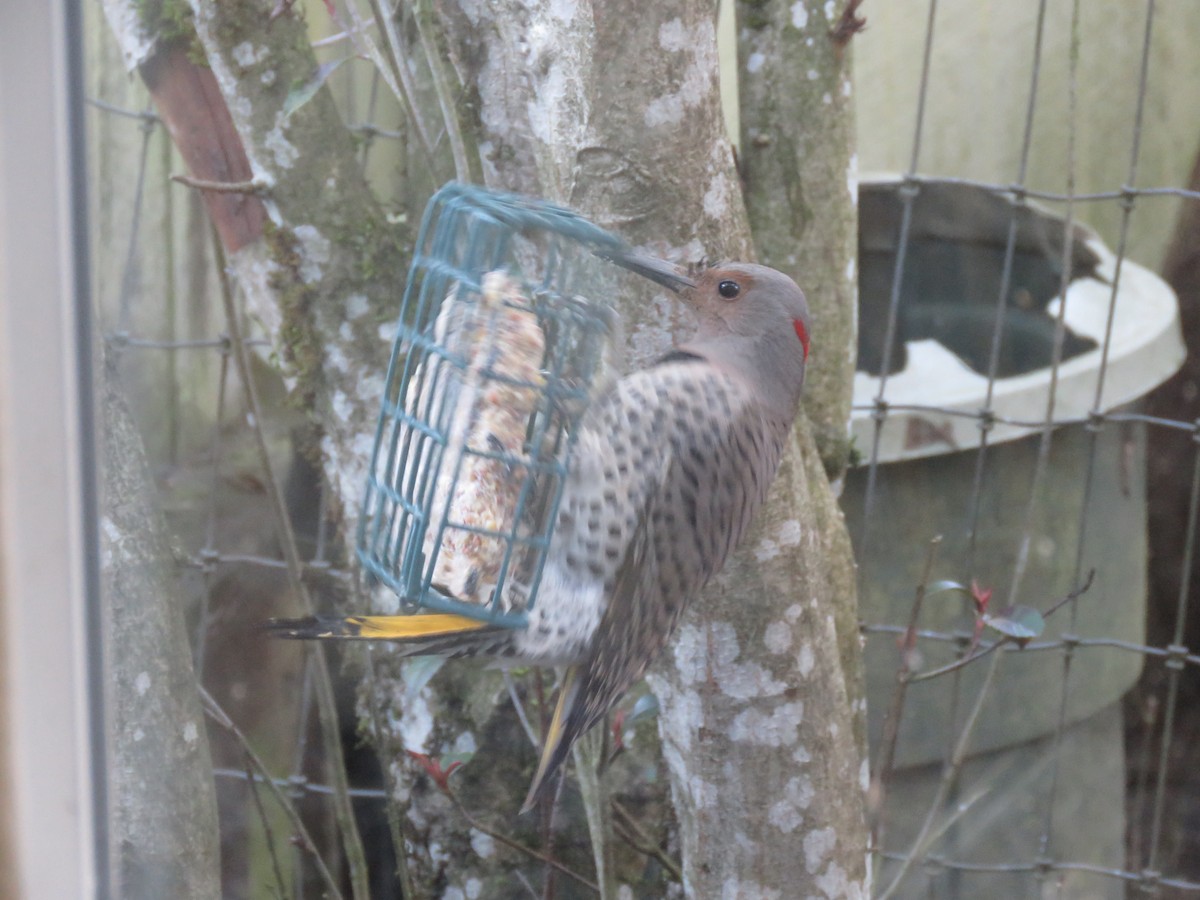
[829, 0, 867, 53]
[244, 757, 292, 900]
[611, 799, 681, 882]
[870, 536, 941, 855]
[412, 0, 471, 181]
[199, 686, 344, 900]
[350, 0, 438, 172]
[170, 173, 268, 194]
[504, 671, 541, 748]
[362, 648, 418, 899]
[877, 649, 1006, 899]
[443, 789, 600, 894]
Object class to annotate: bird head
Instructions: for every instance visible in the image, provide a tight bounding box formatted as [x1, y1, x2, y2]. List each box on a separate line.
[608, 252, 811, 414]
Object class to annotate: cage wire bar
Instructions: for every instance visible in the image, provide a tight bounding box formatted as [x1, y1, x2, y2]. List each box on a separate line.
[85, 0, 1200, 894]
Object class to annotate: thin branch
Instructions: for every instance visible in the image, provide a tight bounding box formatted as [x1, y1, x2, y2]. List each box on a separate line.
[611, 798, 681, 882]
[412, 0, 471, 181]
[504, 671, 541, 748]
[244, 757, 292, 900]
[199, 687, 343, 900]
[443, 789, 599, 894]
[907, 570, 1097, 684]
[212, 240, 372, 900]
[870, 536, 941, 852]
[349, 0, 438, 172]
[877, 649, 1006, 899]
[362, 648, 418, 899]
[170, 173, 268, 194]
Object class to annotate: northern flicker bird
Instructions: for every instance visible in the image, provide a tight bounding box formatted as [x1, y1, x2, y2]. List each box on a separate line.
[272, 255, 812, 810]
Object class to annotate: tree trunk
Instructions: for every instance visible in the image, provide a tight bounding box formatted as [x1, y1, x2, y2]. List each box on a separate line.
[102, 356, 222, 898]
[444, 1, 868, 895]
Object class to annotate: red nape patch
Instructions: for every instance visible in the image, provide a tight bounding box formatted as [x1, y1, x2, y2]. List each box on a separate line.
[793, 318, 810, 359]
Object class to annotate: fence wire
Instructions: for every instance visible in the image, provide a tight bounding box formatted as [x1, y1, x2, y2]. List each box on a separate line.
[87, 0, 1200, 896]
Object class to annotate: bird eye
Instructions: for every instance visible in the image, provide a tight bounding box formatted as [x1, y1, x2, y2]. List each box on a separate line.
[717, 280, 741, 299]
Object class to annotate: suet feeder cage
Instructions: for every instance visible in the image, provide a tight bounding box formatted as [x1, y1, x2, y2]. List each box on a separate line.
[357, 183, 625, 628]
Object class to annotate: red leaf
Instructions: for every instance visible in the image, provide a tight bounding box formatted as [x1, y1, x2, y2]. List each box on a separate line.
[970, 580, 993, 615]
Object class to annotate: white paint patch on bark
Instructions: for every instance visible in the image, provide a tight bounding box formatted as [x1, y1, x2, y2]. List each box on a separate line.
[264, 110, 300, 169]
[135, 672, 151, 696]
[729, 700, 805, 745]
[689, 772, 718, 809]
[777, 518, 803, 546]
[703, 170, 732, 221]
[346, 293, 370, 319]
[231, 41, 267, 67]
[523, 3, 590, 158]
[797, 642, 815, 677]
[754, 537, 781, 562]
[670, 623, 706, 686]
[644, 19, 718, 128]
[746, 52, 766, 74]
[330, 389, 354, 424]
[100, 0, 156, 71]
[790, 2, 809, 30]
[846, 153, 858, 202]
[722, 878, 782, 900]
[183, 721, 199, 743]
[824, 1, 836, 21]
[815, 861, 861, 899]
[859, 758, 870, 791]
[764, 621, 792, 653]
[469, 829, 495, 858]
[804, 826, 837, 873]
[709, 621, 787, 699]
[291, 225, 329, 284]
[768, 775, 814, 832]
[322, 430, 375, 532]
[785, 602, 804, 622]
[393, 673, 434, 751]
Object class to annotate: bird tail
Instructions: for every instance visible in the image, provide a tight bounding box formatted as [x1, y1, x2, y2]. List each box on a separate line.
[521, 666, 583, 813]
[264, 613, 515, 659]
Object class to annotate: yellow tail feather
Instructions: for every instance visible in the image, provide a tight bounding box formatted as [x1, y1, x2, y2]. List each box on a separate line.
[346, 613, 490, 639]
[521, 667, 579, 813]
[266, 612, 490, 640]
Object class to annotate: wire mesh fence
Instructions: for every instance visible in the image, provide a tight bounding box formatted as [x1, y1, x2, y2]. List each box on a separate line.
[86, 0, 1200, 896]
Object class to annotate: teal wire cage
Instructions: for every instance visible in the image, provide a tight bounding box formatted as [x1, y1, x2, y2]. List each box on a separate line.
[357, 183, 625, 628]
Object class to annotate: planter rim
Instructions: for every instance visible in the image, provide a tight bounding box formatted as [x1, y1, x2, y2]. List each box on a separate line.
[851, 174, 1184, 464]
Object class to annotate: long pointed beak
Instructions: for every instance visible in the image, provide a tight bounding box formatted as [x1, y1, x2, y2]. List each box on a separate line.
[600, 249, 697, 293]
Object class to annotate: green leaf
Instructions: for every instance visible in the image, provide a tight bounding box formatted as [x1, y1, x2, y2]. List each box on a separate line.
[402, 655, 446, 703]
[439, 751, 475, 769]
[283, 57, 351, 120]
[926, 579, 971, 598]
[983, 605, 1045, 645]
[625, 693, 660, 727]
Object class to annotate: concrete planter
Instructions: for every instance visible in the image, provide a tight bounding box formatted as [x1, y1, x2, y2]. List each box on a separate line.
[845, 177, 1184, 896]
